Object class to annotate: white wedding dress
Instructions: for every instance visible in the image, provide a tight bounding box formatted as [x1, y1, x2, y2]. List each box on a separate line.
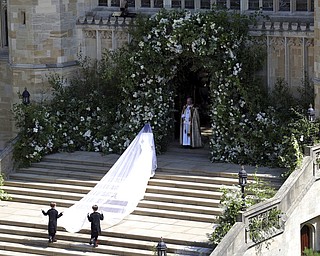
[59, 124, 157, 233]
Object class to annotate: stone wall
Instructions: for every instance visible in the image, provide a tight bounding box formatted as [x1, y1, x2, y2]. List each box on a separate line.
[314, 0, 320, 116]
[0, 54, 14, 149]
[8, 0, 78, 66]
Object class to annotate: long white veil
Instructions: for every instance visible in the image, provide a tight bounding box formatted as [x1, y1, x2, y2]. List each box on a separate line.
[60, 124, 157, 233]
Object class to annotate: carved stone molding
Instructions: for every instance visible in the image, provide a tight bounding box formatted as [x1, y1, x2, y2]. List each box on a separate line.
[1, 0, 7, 10]
[287, 37, 303, 47]
[306, 38, 314, 47]
[269, 37, 285, 50]
[115, 31, 128, 41]
[84, 30, 96, 39]
[100, 30, 112, 39]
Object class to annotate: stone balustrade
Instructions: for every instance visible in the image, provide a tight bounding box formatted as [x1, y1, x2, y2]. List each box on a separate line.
[211, 144, 320, 255]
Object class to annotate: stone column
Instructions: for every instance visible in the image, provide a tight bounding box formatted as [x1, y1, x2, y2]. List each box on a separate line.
[314, 0, 320, 116]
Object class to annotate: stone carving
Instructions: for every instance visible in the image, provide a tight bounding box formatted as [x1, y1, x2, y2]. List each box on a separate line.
[115, 31, 128, 41]
[269, 37, 285, 51]
[100, 30, 112, 39]
[84, 30, 97, 39]
[287, 37, 303, 47]
[306, 38, 314, 47]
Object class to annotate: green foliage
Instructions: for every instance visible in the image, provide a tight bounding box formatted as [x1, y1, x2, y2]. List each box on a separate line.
[208, 173, 276, 246]
[13, 54, 124, 166]
[0, 174, 10, 201]
[248, 208, 281, 244]
[303, 248, 320, 256]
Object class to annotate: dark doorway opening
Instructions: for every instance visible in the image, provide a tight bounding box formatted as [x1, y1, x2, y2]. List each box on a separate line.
[301, 224, 311, 254]
[173, 67, 210, 140]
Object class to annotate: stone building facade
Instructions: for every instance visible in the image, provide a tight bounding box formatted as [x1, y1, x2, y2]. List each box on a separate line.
[0, 0, 317, 149]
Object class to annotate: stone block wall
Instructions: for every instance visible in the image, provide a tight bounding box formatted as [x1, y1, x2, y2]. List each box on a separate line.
[8, 0, 79, 66]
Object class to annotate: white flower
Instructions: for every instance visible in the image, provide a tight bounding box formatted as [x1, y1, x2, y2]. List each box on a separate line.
[33, 128, 38, 133]
[83, 130, 91, 138]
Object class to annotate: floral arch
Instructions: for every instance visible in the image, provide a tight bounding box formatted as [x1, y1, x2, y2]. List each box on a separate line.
[115, 9, 264, 160]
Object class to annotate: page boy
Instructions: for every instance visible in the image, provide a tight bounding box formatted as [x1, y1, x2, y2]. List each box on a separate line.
[42, 202, 63, 243]
[87, 205, 104, 247]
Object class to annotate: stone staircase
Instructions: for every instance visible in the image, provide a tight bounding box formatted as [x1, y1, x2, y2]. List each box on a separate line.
[0, 148, 284, 255]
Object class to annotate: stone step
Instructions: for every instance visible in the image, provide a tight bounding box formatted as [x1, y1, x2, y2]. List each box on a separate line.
[4, 183, 221, 209]
[3, 186, 86, 201]
[133, 207, 216, 223]
[31, 161, 111, 174]
[146, 185, 222, 199]
[0, 224, 211, 255]
[4, 180, 93, 194]
[0, 250, 36, 256]
[6, 174, 235, 193]
[148, 178, 236, 191]
[8, 173, 98, 187]
[17, 167, 105, 180]
[4, 187, 221, 222]
[144, 193, 220, 207]
[155, 173, 239, 185]
[0, 218, 211, 248]
[42, 152, 117, 168]
[0, 235, 156, 256]
[139, 200, 222, 215]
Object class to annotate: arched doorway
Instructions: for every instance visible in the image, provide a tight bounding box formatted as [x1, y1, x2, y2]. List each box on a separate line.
[301, 224, 312, 254]
[173, 67, 210, 140]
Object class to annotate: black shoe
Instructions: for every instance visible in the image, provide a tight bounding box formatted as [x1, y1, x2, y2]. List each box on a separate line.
[89, 238, 94, 245]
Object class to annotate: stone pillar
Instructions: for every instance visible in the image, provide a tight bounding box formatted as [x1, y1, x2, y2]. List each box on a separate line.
[314, 0, 320, 116]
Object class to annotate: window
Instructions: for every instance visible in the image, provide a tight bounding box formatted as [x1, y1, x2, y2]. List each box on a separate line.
[296, 0, 307, 11]
[172, 0, 181, 8]
[111, 0, 120, 7]
[185, 0, 195, 8]
[262, 0, 273, 10]
[279, 0, 290, 11]
[98, 0, 108, 6]
[154, 0, 163, 7]
[200, 0, 211, 9]
[249, 0, 260, 10]
[20, 11, 26, 25]
[141, 0, 151, 7]
[216, 0, 227, 8]
[230, 0, 240, 9]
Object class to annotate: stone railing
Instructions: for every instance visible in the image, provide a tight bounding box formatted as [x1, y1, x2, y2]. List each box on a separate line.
[0, 137, 17, 178]
[210, 145, 319, 256]
[250, 20, 314, 32]
[77, 14, 135, 26]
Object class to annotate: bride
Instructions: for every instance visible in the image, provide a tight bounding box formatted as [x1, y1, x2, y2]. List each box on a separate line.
[59, 124, 157, 233]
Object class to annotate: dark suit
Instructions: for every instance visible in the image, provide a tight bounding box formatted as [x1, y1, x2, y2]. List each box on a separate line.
[87, 211, 104, 247]
[42, 208, 63, 242]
